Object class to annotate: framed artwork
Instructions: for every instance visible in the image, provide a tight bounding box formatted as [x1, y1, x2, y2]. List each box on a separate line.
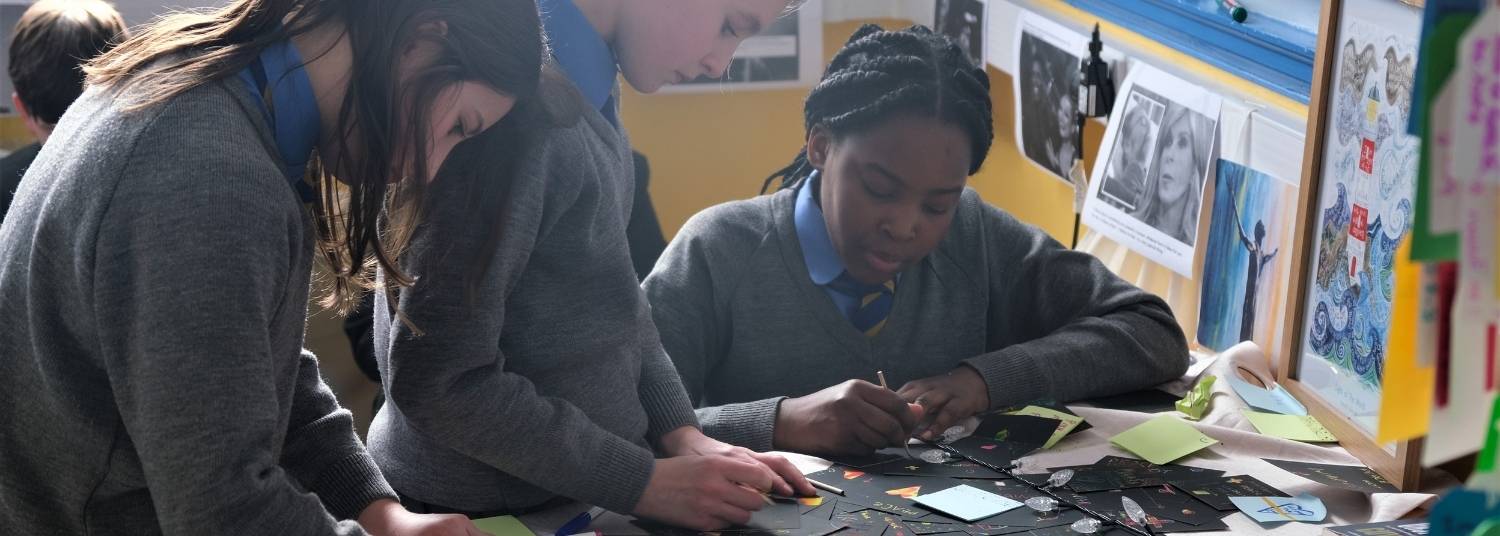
[1278, 0, 1425, 490]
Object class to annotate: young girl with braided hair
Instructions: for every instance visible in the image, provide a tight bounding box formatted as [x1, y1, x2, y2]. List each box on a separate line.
[644, 24, 1190, 458]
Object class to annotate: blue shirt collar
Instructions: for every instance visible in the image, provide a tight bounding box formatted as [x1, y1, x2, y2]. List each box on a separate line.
[794, 172, 848, 286]
[540, 0, 618, 116]
[237, 39, 319, 201]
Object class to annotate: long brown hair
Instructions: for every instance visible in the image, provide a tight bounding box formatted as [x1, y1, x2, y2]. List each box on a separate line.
[84, 0, 546, 313]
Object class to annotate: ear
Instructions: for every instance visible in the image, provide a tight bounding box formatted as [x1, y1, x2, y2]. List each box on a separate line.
[806, 125, 832, 170]
[13, 92, 47, 142]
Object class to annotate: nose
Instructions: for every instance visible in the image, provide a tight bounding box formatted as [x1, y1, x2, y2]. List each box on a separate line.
[882, 208, 919, 243]
[701, 44, 735, 79]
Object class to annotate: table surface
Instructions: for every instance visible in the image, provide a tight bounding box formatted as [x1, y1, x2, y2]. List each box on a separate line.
[517, 354, 1455, 536]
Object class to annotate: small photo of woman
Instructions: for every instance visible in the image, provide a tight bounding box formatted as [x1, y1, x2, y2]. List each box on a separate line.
[1129, 101, 1215, 246]
[1097, 90, 1166, 212]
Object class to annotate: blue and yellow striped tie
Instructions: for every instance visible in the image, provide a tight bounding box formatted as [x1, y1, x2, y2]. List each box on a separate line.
[828, 273, 897, 337]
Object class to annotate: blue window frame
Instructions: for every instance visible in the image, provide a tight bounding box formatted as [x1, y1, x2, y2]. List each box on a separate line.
[1066, 0, 1318, 103]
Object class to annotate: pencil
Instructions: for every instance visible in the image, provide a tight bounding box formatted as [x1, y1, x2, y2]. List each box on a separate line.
[738, 484, 775, 505]
[876, 370, 918, 460]
[809, 479, 845, 496]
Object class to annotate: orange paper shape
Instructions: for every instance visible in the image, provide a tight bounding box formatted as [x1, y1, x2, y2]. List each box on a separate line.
[886, 486, 922, 499]
[843, 470, 865, 480]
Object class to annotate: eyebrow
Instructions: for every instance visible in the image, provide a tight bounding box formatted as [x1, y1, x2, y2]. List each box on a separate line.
[868, 163, 964, 195]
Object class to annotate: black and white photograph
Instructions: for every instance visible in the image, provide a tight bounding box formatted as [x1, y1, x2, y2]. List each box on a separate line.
[671, 0, 823, 92]
[934, 0, 985, 68]
[1097, 89, 1167, 213]
[1083, 63, 1221, 276]
[1014, 14, 1082, 182]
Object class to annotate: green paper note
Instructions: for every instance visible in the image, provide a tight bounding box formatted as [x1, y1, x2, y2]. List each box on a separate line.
[1242, 410, 1338, 443]
[1176, 375, 1216, 421]
[1109, 414, 1219, 465]
[1411, 14, 1477, 261]
[1004, 405, 1084, 448]
[471, 515, 535, 536]
[1479, 395, 1500, 472]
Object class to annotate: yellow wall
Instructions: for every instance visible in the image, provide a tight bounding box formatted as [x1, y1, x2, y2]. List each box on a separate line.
[621, 18, 1090, 244]
[0, 118, 34, 151]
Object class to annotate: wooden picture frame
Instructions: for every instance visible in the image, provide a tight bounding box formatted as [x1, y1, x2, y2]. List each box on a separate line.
[1277, 0, 1424, 491]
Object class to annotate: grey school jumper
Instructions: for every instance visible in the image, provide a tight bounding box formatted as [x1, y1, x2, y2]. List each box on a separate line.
[643, 186, 1191, 452]
[0, 80, 395, 534]
[368, 95, 699, 515]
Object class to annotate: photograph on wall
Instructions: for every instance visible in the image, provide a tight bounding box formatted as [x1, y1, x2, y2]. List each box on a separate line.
[1082, 63, 1222, 276]
[668, 0, 823, 92]
[1096, 90, 1166, 213]
[935, 0, 986, 68]
[1296, 12, 1422, 436]
[1196, 160, 1299, 353]
[1013, 12, 1084, 182]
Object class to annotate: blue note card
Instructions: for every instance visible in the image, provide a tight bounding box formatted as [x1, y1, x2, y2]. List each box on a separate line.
[1230, 493, 1327, 524]
[913, 484, 1024, 522]
[1227, 376, 1307, 416]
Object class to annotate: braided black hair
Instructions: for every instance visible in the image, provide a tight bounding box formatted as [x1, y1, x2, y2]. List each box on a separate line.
[760, 24, 994, 194]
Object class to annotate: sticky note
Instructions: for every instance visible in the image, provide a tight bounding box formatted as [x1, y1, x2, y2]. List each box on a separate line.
[471, 515, 535, 536]
[1242, 410, 1338, 443]
[911, 484, 1023, 522]
[1226, 375, 1307, 416]
[1003, 406, 1085, 448]
[1109, 415, 1219, 465]
[1229, 493, 1327, 524]
[1176, 375, 1216, 420]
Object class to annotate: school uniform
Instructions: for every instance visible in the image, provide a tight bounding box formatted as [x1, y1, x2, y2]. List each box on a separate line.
[0, 43, 395, 534]
[0, 142, 40, 222]
[642, 173, 1191, 452]
[366, 81, 698, 515]
[541, 0, 667, 275]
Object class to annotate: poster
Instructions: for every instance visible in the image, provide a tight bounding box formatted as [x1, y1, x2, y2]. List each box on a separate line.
[1196, 160, 1298, 353]
[935, 0, 986, 68]
[1296, 10, 1422, 436]
[1081, 63, 1221, 277]
[1013, 12, 1083, 182]
[668, 0, 822, 92]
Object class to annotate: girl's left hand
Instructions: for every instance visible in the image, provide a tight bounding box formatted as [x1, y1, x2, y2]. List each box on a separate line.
[897, 366, 991, 441]
[658, 427, 817, 498]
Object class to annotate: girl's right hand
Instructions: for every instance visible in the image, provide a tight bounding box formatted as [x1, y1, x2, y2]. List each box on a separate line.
[357, 499, 490, 536]
[772, 380, 923, 456]
[633, 455, 777, 530]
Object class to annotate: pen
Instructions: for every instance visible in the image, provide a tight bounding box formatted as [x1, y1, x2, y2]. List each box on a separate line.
[1217, 0, 1248, 23]
[553, 506, 605, 536]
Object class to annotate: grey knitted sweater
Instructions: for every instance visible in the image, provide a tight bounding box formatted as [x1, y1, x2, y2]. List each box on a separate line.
[0, 80, 395, 534]
[369, 96, 699, 515]
[643, 186, 1191, 452]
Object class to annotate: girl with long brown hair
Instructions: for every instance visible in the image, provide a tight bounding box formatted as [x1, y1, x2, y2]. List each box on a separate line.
[0, 0, 545, 533]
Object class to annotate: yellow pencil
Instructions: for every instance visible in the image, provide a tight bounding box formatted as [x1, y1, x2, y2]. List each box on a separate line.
[738, 484, 775, 505]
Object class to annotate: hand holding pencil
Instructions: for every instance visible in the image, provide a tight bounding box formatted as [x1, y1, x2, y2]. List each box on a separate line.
[772, 375, 924, 457]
